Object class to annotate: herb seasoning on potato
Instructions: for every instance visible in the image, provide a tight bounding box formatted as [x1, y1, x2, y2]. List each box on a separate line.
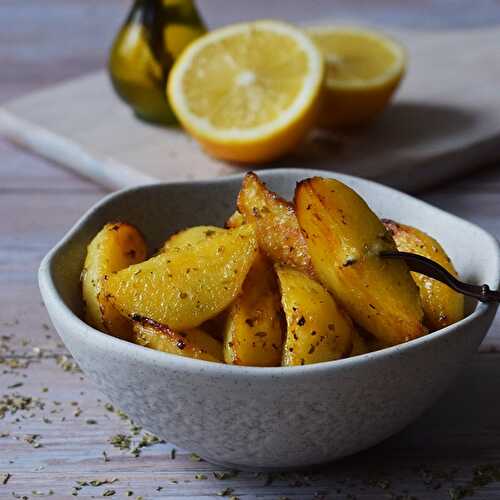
[104, 225, 258, 330]
[80, 173, 465, 366]
[276, 264, 354, 365]
[224, 252, 284, 366]
[235, 172, 315, 277]
[383, 219, 464, 330]
[133, 318, 223, 363]
[81, 222, 147, 341]
[295, 177, 427, 346]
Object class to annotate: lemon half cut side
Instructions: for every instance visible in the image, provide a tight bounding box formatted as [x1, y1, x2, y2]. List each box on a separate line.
[168, 20, 325, 163]
[307, 25, 406, 128]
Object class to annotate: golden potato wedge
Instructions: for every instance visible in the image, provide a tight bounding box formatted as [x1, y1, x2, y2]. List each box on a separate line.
[105, 224, 258, 330]
[295, 177, 426, 346]
[236, 172, 314, 276]
[349, 330, 369, 357]
[133, 318, 223, 362]
[81, 222, 147, 340]
[224, 253, 284, 366]
[383, 219, 464, 330]
[276, 265, 353, 366]
[162, 225, 225, 252]
[225, 210, 246, 229]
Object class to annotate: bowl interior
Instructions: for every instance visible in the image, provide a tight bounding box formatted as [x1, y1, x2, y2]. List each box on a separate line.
[45, 168, 499, 325]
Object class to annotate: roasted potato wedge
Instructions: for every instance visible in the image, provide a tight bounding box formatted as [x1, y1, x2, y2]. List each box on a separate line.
[162, 225, 225, 252]
[133, 318, 223, 362]
[81, 222, 147, 340]
[224, 252, 284, 366]
[295, 177, 426, 346]
[236, 172, 314, 276]
[276, 265, 353, 366]
[225, 210, 246, 229]
[383, 219, 464, 330]
[105, 224, 258, 330]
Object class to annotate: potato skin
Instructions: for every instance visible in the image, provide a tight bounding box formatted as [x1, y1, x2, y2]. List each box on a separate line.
[162, 225, 225, 252]
[295, 177, 426, 346]
[133, 318, 223, 362]
[236, 172, 314, 276]
[276, 265, 353, 366]
[81, 222, 147, 340]
[383, 219, 464, 330]
[105, 224, 258, 330]
[224, 253, 284, 366]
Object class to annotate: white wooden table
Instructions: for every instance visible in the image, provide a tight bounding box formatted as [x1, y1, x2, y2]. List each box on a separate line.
[1, 2, 500, 498]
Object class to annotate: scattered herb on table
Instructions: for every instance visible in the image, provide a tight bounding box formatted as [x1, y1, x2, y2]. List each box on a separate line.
[377, 479, 391, 489]
[109, 434, 131, 450]
[24, 433, 42, 448]
[217, 487, 234, 497]
[115, 409, 129, 421]
[214, 470, 239, 480]
[56, 355, 81, 373]
[7, 382, 23, 389]
[446, 463, 500, 499]
[76, 478, 118, 487]
[0, 393, 44, 418]
[131, 432, 163, 457]
[129, 423, 142, 436]
[448, 486, 472, 499]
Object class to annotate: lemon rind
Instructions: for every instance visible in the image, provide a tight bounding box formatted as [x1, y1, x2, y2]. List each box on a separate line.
[168, 20, 324, 143]
[305, 25, 406, 89]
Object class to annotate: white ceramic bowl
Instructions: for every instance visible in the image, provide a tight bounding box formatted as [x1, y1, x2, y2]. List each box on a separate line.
[39, 169, 499, 470]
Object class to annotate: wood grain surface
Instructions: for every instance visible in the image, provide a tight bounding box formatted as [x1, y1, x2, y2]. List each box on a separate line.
[1, 1, 500, 499]
[3, 26, 500, 192]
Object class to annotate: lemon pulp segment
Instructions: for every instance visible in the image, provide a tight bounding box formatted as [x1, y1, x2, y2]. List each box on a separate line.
[168, 20, 324, 162]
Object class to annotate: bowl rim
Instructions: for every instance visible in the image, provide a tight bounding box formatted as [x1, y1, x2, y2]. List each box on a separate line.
[39, 168, 500, 378]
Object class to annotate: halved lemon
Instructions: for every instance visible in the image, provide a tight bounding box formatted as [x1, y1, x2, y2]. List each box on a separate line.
[168, 20, 324, 163]
[306, 25, 406, 128]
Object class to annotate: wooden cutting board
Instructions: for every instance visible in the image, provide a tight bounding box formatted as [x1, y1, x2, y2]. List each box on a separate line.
[1, 25, 500, 192]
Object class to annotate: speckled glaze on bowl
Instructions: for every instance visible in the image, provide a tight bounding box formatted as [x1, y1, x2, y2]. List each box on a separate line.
[39, 169, 499, 470]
